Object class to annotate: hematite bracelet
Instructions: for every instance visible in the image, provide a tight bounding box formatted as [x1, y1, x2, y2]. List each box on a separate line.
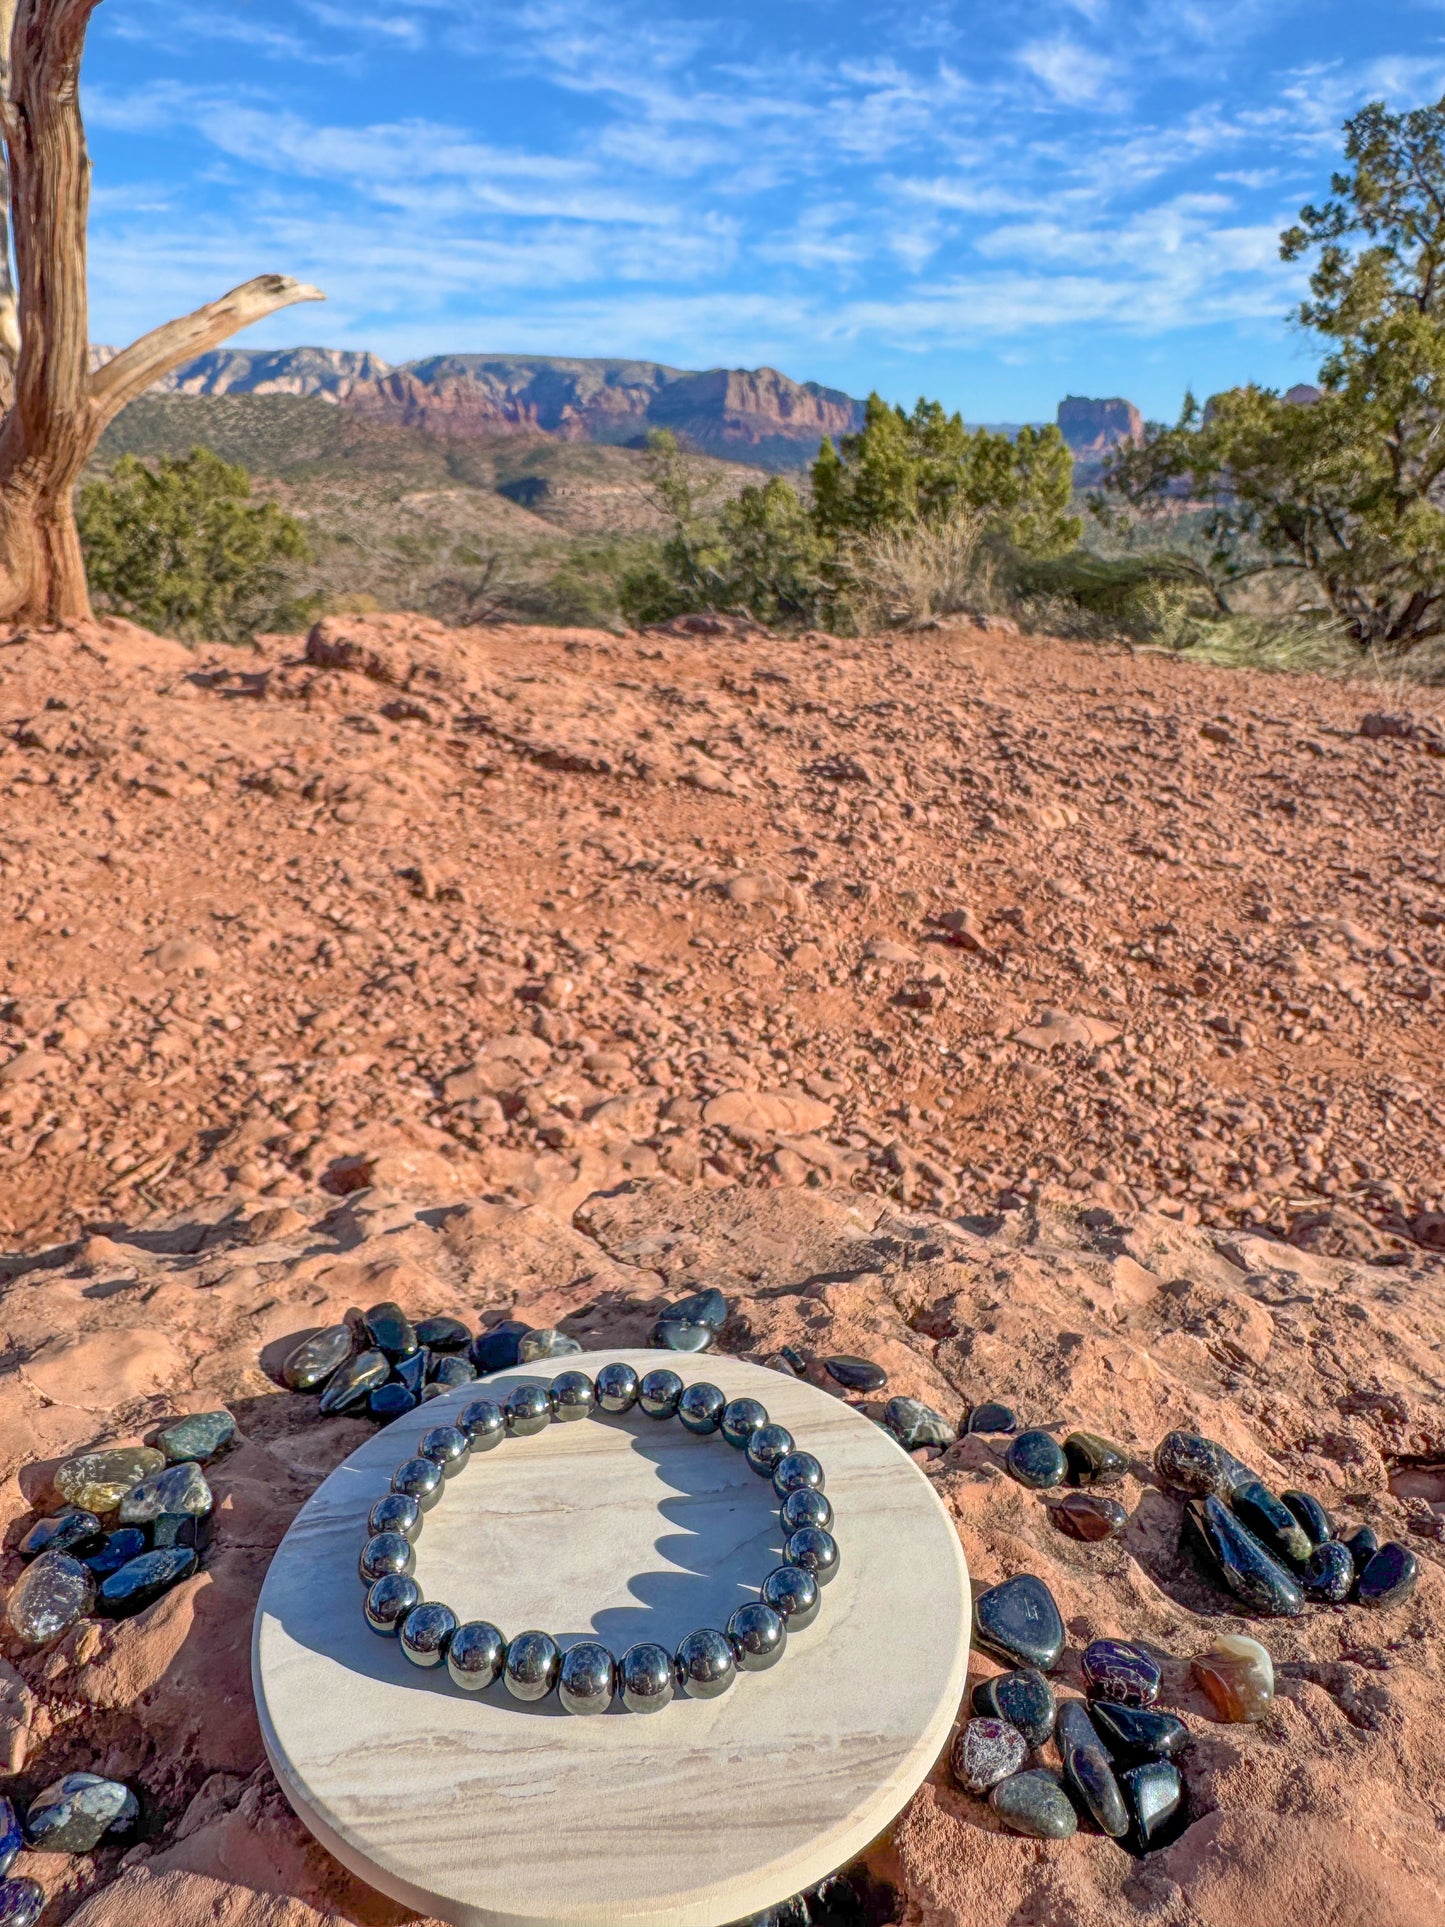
[357, 1363, 840, 1713]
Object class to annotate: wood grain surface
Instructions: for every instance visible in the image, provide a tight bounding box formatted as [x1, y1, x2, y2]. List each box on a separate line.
[252, 1350, 970, 1927]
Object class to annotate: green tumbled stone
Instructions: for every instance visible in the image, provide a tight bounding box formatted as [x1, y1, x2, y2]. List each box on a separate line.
[5, 1552, 95, 1648]
[282, 1323, 355, 1391]
[54, 1446, 165, 1515]
[23, 1773, 137, 1853]
[117, 1461, 212, 1525]
[989, 1768, 1078, 1839]
[155, 1410, 235, 1465]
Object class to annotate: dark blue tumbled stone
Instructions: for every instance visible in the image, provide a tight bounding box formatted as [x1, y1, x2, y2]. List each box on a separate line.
[428, 1353, 477, 1388]
[989, 1768, 1077, 1838]
[415, 1314, 472, 1352]
[650, 1318, 713, 1352]
[1181, 1496, 1305, 1616]
[317, 1348, 389, 1415]
[1231, 1479, 1312, 1567]
[23, 1773, 138, 1852]
[1090, 1700, 1190, 1762]
[1057, 1698, 1129, 1837]
[470, 1322, 529, 1373]
[973, 1573, 1066, 1672]
[1081, 1638, 1161, 1708]
[1005, 1431, 1068, 1490]
[971, 1666, 1056, 1746]
[658, 1286, 728, 1332]
[824, 1355, 887, 1392]
[19, 1508, 102, 1562]
[0, 1797, 21, 1877]
[1281, 1490, 1333, 1548]
[1357, 1541, 1419, 1608]
[965, 1401, 1018, 1436]
[1344, 1525, 1380, 1575]
[362, 1301, 418, 1361]
[1119, 1757, 1184, 1854]
[1302, 1539, 1354, 1602]
[98, 1546, 197, 1617]
[394, 1351, 428, 1396]
[0, 1878, 43, 1927]
[369, 1381, 417, 1422]
[882, 1396, 955, 1450]
[85, 1527, 149, 1577]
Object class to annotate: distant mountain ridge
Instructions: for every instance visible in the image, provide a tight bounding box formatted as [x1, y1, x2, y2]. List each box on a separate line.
[87, 344, 1139, 473]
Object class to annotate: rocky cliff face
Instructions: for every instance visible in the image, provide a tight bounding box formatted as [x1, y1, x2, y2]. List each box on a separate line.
[1057, 395, 1145, 461]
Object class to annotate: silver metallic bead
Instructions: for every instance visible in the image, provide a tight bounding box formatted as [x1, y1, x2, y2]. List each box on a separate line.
[772, 1450, 824, 1499]
[457, 1398, 506, 1449]
[505, 1384, 553, 1436]
[747, 1424, 794, 1475]
[503, 1629, 561, 1700]
[400, 1601, 458, 1666]
[419, 1425, 471, 1475]
[364, 1572, 421, 1635]
[780, 1486, 833, 1535]
[447, 1619, 506, 1691]
[551, 1370, 596, 1421]
[368, 1492, 422, 1541]
[638, 1368, 683, 1419]
[595, 1362, 640, 1413]
[619, 1639, 675, 1714]
[391, 1456, 445, 1509]
[785, 1526, 839, 1586]
[720, 1397, 769, 1449]
[677, 1382, 726, 1434]
[761, 1564, 820, 1629]
[358, 1530, 415, 1585]
[728, 1601, 787, 1671]
[559, 1640, 616, 1714]
[676, 1628, 736, 1699]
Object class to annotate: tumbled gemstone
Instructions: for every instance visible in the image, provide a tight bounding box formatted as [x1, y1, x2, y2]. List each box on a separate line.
[678, 1383, 726, 1434]
[1089, 1700, 1190, 1762]
[824, 1355, 887, 1393]
[1004, 1431, 1068, 1490]
[281, 1323, 354, 1391]
[1357, 1542, 1419, 1608]
[1155, 1430, 1253, 1501]
[85, 1527, 148, 1577]
[951, 1716, 1028, 1793]
[24, 1773, 137, 1852]
[0, 1877, 44, 1927]
[155, 1410, 236, 1465]
[989, 1769, 1077, 1839]
[362, 1301, 418, 1361]
[778, 1346, 807, 1375]
[394, 1350, 428, 1396]
[98, 1546, 197, 1617]
[364, 1573, 421, 1635]
[1191, 1632, 1274, 1722]
[428, 1354, 477, 1389]
[368, 1382, 416, 1422]
[118, 1461, 212, 1525]
[1056, 1698, 1129, 1836]
[1120, 1758, 1183, 1854]
[658, 1286, 728, 1332]
[1052, 1492, 1128, 1542]
[470, 1322, 529, 1373]
[317, 1349, 389, 1416]
[1064, 1431, 1129, 1485]
[721, 1397, 769, 1447]
[151, 1512, 206, 1552]
[882, 1396, 956, 1450]
[54, 1446, 165, 1515]
[0, 1795, 22, 1875]
[1302, 1539, 1354, 1602]
[1081, 1638, 1160, 1708]
[971, 1667, 1056, 1746]
[1281, 1490, 1333, 1548]
[6, 1552, 95, 1646]
[1181, 1496, 1304, 1616]
[518, 1327, 582, 1362]
[415, 1314, 472, 1352]
[640, 1369, 686, 1420]
[1344, 1525, 1379, 1574]
[19, 1508, 102, 1562]
[973, 1573, 1066, 1672]
[1231, 1480, 1312, 1567]
[650, 1318, 713, 1352]
[966, 1402, 1018, 1436]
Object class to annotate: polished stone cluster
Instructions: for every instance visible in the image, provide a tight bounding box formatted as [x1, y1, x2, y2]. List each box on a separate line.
[4, 1418, 230, 1648]
[359, 1363, 835, 1711]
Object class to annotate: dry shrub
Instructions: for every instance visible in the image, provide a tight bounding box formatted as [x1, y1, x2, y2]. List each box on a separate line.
[842, 510, 998, 629]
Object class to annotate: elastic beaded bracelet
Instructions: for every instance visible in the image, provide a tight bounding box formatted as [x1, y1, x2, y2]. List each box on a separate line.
[358, 1363, 839, 1714]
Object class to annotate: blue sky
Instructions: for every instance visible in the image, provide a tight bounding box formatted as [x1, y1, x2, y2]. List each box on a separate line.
[81, 1, 1445, 423]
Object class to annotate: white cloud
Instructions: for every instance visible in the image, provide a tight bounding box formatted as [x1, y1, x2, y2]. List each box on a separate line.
[1017, 36, 1119, 106]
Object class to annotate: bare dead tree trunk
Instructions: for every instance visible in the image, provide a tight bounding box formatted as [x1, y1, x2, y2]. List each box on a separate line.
[0, 0, 323, 624]
[0, 0, 21, 406]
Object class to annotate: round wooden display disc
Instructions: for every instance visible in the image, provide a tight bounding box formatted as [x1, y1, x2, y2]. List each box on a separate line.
[253, 1350, 969, 1927]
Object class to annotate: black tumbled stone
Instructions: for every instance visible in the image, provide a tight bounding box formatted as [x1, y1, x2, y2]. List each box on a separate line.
[779, 1345, 808, 1375]
[370, 1382, 417, 1422]
[1302, 1539, 1354, 1602]
[394, 1350, 428, 1396]
[1004, 1430, 1068, 1490]
[19, 1508, 102, 1562]
[318, 1348, 389, 1415]
[428, 1353, 477, 1388]
[1064, 1431, 1129, 1485]
[651, 1318, 713, 1352]
[966, 1401, 1018, 1436]
[415, 1314, 471, 1352]
[362, 1301, 418, 1361]
[1057, 1698, 1129, 1837]
[883, 1396, 956, 1450]
[98, 1546, 197, 1617]
[85, 1528, 148, 1577]
[1281, 1490, 1333, 1548]
[470, 1322, 529, 1373]
[1231, 1479, 1312, 1567]
[990, 1768, 1077, 1839]
[1344, 1525, 1379, 1575]
[1119, 1757, 1184, 1854]
[1089, 1700, 1190, 1763]
[658, 1286, 728, 1331]
[1181, 1496, 1305, 1617]
[1080, 1638, 1160, 1708]
[971, 1666, 1056, 1746]
[824, 1355, 887, 1393]
[973, 1573, 1066, 1672]
[1155, 1430, 1253, 1500]
[1357, 1541, 1419, 1608]
[282, 1323, 353, 1391]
